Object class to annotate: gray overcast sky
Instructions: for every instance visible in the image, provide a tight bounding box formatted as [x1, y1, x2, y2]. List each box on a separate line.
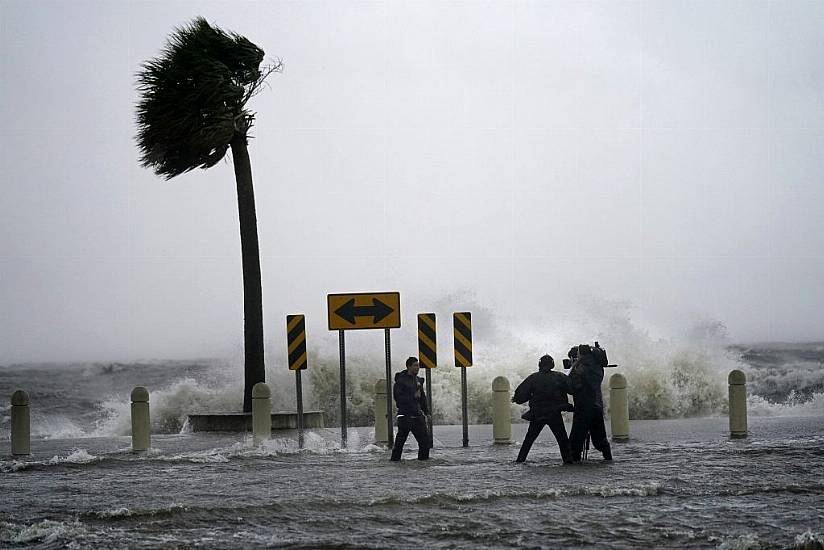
[1, 0, 822, 364]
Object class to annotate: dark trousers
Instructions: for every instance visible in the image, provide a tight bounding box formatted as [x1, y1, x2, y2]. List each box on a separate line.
[516, 413, 572, 463]
[390, 415, 430, 461]
[569, 404, 611, 460]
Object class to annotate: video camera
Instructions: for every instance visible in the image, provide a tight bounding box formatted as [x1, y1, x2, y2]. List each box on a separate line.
[562, 341, 618, 370]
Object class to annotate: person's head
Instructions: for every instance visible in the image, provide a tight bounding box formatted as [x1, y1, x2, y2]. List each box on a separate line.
[538, 354, 555, 371]
[405, 356, 420, 376]
[578, 344, 592, 356]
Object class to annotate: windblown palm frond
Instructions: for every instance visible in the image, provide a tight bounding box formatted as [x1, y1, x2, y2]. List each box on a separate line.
[135, 17, 280, 179]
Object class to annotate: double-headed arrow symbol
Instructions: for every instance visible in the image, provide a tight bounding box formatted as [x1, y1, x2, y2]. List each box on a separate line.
[334, 298, 394, 325]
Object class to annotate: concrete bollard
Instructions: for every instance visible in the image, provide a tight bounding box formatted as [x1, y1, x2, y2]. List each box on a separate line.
[728, 369, 748, 439]
[492, 376, 511, 444]
[130, 387, 151, 452]
[609, 373, 629, 442]
[252, 382, 272, 444]
[11, 390, 31, 456]
[374, 379, 388, 445]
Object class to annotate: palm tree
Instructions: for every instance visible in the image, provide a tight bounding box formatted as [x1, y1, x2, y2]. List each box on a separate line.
[135, 17, 281, 412]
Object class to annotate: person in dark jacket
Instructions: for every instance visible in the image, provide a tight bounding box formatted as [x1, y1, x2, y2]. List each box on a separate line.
[568, 344, 612, 462]
[512, 354, 573, 464]
[390, 356, 430, 461]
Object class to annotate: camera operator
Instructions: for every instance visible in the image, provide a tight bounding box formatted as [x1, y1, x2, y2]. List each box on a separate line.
[512, 355, 574, 464]
[568, 343, 613, 462]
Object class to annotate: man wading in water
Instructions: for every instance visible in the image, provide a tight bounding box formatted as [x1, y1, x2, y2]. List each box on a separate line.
[390, 357, 431, 461]
[512, 355, 574, 464]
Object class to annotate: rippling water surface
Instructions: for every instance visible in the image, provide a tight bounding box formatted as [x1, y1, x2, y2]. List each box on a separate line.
[3, 417, 823, 549]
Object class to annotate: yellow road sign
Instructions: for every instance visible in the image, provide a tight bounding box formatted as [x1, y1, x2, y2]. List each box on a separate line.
[418, 313, 437, 369]
[327, 292, 401, 331]
[286, 314, 307, 370]
[453, 312, 472, 367]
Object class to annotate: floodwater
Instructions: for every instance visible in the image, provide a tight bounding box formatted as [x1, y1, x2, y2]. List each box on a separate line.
[2, 417, 823, 549]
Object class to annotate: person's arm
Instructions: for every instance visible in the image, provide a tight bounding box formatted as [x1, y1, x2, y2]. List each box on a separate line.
[568, 363, 586, 396]
[512, 374, 534, 404]
[556, 375, 574, 411]
[393, 377, 416, 412]
[594, 347, 608, 367]
[561, 372, 573, 395]
[419, 378, 429, 415]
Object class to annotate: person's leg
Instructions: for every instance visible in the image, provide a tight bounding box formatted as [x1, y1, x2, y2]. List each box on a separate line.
[588, 409, 612, 460]
[547, 413, 572, 463]
[390, 417, 411, 461]
[569, 408, 591, 462]
[410, 416, 430, 460]
[516, 421, 545, 462]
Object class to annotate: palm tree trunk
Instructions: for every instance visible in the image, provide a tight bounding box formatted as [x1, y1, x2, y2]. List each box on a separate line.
[231, 133, 265, 412]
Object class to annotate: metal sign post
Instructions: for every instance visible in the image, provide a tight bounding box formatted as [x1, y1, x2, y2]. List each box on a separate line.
[327, 292, 401, 451]
[425, 370, 433, 449]
[339, 329, 347, 448]
[295, 369, 304, 448]
[418, 313, 436, 449]
[460, 368, 468, 447]
[286, 314, 308, 449]
[453, 312, 473, 448]
[384, 329, 394, 448]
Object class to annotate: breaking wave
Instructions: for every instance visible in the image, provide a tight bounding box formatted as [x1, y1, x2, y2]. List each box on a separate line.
[2, 300, 822, 440]
[93, 376, 243, 436]
[367, 482, 664, 506]
[0, 432, 383, 473]
[1, 448, 103, 473]
[306, 301, 822, 424]
[0, 519, 87, 546]
[82, 504, 189, 520]
[717, 530, 824, 550]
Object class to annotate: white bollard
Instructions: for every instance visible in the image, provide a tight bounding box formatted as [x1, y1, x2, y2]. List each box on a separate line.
[11, 390, 31, 456]
[131, 386, 151, 452]
[252, 382, 272, 444]
[492, 376, 511, 444]
[609, 373, 629, 442]
[729, 370, 748, 439]
[374, 379, 388, 445]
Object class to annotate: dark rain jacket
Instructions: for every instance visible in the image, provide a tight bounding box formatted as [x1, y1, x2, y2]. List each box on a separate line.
[568, 348, 608, 409]
[513, 369, 572, 420]
[393, 370, 429, 417]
